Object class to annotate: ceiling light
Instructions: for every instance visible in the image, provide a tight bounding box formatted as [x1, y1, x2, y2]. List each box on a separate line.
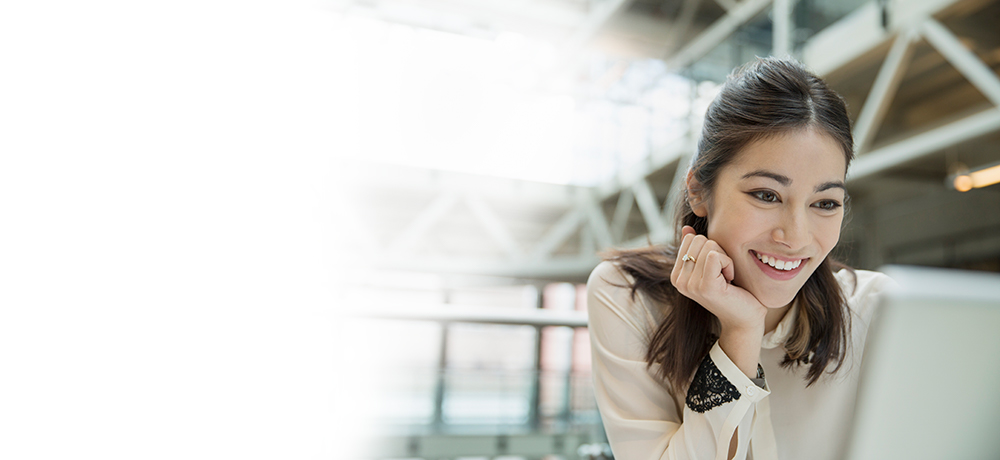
[950, 161, 1000, 192]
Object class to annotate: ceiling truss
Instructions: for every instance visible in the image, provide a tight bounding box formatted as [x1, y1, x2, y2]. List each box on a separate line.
[345, 0, 1000, 282]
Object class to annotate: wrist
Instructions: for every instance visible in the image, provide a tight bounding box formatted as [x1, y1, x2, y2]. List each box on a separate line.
[717, 323, 764, 378]
[718, 317, 765, 337]
[717, 323, 764, 350]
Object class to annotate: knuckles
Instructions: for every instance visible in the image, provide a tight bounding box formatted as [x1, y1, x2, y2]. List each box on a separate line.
[672, 236, 728, 299]
[669, 237, 740, 312]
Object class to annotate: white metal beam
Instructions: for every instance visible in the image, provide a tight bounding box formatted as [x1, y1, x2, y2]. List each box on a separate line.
[348, 161, 578, 209]
[596, 131, 693, 202]
[347, 302, 589, 327]
[852, 28, 918, 154]
[464, 194, 523, 259]
[623, 231, 665, 248]
[581, 225, 597, 257]
[580, 192, 615, 251]
[920, 18, 1000, 107]
[610, 188, 634, 243]
[663, 0, 703, 53]
[772, 0, 793, 57]
[374, 255, 600, 280]
[848, 107, 1000, 181]
[802, 0, 966, 77]
[661, 152, 693, 226]
[714, 0, 738, 12]
[666, 0, 772, 70]
[530, 209, 583, 259]
[802, 2, 888, 76]
[388, 192, 461, 252]
[632, 179, 670, 241]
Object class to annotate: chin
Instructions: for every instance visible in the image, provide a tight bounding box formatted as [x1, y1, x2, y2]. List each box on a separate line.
[762, 295, 795, 308]
[746, 281, 804, 309]
[760, 294, 797, 309]
[743, 262, 820, 308]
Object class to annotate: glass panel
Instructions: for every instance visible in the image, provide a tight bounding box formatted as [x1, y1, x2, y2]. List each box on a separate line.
[442, 368, 534, 426]
[444, 323, 537, 428]
[448, 323, 536, 370]
[347, 319, 442, 425]
[540, 326, 574, 430]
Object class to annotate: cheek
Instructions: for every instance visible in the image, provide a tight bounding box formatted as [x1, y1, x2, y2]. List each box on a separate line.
[814, 215, 844, 252]
[706, 208, 761, 256]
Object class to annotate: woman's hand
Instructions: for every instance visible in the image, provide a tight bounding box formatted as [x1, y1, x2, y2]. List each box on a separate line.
[670, 226, 767, 333]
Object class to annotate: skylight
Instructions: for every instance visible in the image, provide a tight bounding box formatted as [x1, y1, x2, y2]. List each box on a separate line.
[335, 14, 717, 186]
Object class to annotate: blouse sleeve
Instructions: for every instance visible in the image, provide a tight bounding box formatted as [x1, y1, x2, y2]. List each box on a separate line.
[587, 261, 772, 460]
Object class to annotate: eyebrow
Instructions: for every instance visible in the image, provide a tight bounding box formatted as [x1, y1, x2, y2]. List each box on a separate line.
[816, 181, 847, 193]
[741, 169, 847, 193]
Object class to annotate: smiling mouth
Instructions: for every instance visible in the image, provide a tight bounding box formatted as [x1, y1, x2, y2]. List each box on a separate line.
[750, 250, 809, 280]
[752, 251, 806, 270]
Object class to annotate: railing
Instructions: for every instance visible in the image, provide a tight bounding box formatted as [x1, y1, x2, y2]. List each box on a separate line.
[371, 368, 602, 436]
[360, 367, 609, 459]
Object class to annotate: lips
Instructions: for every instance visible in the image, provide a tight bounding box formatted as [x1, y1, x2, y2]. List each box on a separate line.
[750, 250, 809, 281]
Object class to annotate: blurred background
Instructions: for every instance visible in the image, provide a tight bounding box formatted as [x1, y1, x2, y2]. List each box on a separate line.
[333, 0, 1000, 458]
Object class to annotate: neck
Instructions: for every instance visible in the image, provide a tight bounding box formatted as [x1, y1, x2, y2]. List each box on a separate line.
[764, 301, 794, 335]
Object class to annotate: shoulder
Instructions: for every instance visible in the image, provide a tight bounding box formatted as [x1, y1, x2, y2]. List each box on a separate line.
[587, 261, 661, 337]
[835, 268, 898, 317]
[587, 260, 632, 290]
[586, 261, 639, 314]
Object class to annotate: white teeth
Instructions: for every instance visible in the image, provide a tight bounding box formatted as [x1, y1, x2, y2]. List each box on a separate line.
[756, 252, 803, 271]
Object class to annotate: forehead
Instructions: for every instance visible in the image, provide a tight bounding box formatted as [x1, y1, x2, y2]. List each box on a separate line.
[727, 128, 847, 181]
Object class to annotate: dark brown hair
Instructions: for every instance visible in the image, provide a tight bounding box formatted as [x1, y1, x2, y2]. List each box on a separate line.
[602, 57, 856, 389]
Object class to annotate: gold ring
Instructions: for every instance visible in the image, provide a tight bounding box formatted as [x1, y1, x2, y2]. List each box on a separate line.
[682, 254, 697, 264]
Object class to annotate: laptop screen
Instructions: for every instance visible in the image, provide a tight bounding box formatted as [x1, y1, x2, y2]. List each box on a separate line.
[843, 265, 1000, 460]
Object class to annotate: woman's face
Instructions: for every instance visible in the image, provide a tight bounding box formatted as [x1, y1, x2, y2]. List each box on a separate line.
[691, 127, 847, 309]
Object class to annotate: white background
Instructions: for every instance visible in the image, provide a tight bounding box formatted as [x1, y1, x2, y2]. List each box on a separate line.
[0, 1, 347, 458]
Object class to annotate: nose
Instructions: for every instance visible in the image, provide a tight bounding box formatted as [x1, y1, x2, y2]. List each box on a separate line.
[771, 207, 809, 249]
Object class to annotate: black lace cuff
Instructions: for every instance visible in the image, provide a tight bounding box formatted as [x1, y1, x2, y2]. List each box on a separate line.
[685, 353, 742, 413]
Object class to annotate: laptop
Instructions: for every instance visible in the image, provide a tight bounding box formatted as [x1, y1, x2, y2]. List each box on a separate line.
[843, 265, 1000, 460]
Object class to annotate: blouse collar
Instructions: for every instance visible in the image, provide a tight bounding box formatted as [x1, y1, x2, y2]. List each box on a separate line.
[761, 298, 798, 350]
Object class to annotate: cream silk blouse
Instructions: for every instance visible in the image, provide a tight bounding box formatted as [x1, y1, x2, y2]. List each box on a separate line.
[586, 261, 895, 460]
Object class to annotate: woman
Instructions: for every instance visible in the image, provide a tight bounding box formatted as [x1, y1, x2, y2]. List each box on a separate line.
[586, 57, 895, 460]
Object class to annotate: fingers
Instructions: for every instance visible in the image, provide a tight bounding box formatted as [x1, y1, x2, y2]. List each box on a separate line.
[720, 251, 735, 283]
[696, 242, 734, 285]
[669, 232, 766, 326]
[671, 230, 696, 285]
[686, 238, 717, 290]
[672, 231, 708, 294]
[673, 234, 736, 303]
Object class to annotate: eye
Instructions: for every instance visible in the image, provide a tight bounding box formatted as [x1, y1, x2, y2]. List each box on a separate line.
[750, 190, 780, 203]
[813, 200, 843, 211]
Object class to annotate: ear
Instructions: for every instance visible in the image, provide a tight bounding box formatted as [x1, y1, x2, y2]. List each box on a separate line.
[686, 170, 709, 218]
